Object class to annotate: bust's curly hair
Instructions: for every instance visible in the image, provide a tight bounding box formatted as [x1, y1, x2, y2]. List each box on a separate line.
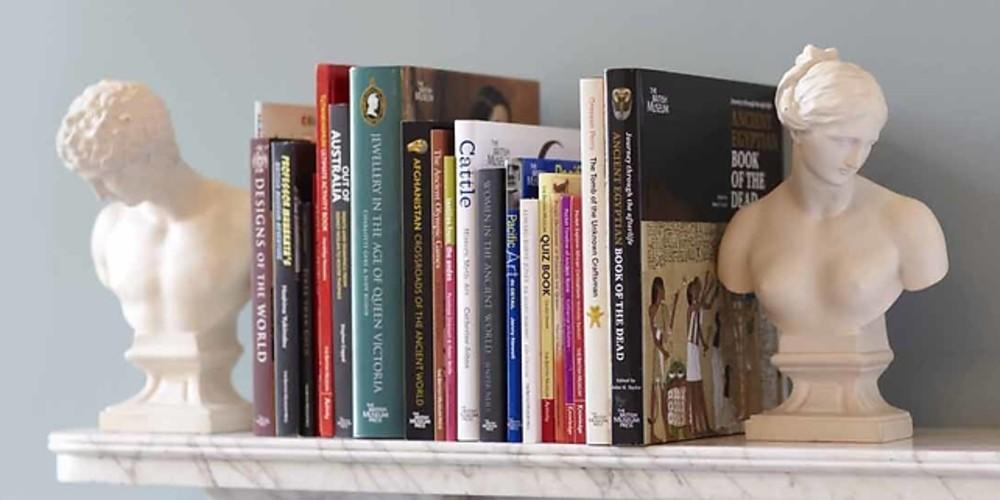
[56, 80, 178, 175]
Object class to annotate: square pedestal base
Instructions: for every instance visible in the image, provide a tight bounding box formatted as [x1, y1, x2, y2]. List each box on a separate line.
[745, 411, 912, 443]
[100, 401, 251, 434]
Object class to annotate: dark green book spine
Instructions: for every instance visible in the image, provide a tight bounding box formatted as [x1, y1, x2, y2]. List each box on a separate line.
[350, 67, 405, 437]
[606, 68, 644, 445]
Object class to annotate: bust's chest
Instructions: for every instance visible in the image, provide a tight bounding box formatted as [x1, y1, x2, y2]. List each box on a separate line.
[103, 210, 247, 324]
[748, 213, 902, 331]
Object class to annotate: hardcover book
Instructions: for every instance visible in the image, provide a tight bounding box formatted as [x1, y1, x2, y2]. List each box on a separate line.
[571, 195, 585, 443]
[300, 202, 316, 437]
[254, 101, 316, 141]
[454, 122, 579, 441]
[271, 139, 315, 436]
[443, 155, 458, 441]
[560, 194, 575, 443]
[477, 167, 508, 442]
[315, 64, 350, 438]
[250, 138, 275, 436]
[580, 77, 612, 445]
[430, 128, 454, 441]
[329, 103, 354, 437]
[604, 67, 784, 445]
[350, 66, 539, 438]
[504, 184, 521, 443]
[518, 199, 540, 443]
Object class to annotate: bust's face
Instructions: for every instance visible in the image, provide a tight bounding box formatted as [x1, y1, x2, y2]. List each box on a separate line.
[794, 114, 882, 186]
[82, 162, 150, 207]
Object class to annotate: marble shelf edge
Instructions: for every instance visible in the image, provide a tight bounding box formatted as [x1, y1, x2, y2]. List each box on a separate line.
[49, 428, 1000, 499]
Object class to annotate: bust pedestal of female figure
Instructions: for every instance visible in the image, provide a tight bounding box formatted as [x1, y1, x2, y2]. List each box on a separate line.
[718, 46, 948, 443]
[57, 81, 251, 433]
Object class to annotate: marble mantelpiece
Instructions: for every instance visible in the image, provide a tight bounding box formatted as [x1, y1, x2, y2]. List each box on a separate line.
[49, 428, 1000, 499]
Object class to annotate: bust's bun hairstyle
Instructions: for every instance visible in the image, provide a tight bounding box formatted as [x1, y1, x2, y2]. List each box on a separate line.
[775, 45, 888, 132]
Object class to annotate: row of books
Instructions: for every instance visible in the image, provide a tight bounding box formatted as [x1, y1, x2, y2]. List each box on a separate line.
[250, 63, 788, 446]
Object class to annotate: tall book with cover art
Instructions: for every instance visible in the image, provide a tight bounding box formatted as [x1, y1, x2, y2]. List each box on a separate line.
[350, 67, 539, 438]
[604, 68, 785, 445]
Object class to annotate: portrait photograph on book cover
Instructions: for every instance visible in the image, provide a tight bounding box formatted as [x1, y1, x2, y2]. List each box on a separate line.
[401, 67, 540, 124]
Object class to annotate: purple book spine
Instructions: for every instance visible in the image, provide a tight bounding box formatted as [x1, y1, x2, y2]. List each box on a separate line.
[560, 195, 575, 440]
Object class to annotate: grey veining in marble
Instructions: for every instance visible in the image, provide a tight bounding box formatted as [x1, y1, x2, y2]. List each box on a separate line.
[50, 428, 1000, 499]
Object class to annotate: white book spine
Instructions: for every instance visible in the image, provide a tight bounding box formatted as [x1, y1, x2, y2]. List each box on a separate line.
[455, 121, 481, 441]
[580, 78, 612, 445]
[519, 199, 541, 443]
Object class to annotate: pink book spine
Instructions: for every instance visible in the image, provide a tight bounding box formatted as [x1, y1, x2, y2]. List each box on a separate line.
[560, 195, 575, 443]
[445, 243, 458, 441]
[572, 196, 586, 443]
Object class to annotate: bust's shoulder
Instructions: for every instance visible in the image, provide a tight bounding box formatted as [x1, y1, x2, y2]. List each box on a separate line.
[862, 178, 948, 290]
[92, 203, 127, 242]
[861, 179, 941, 237]
[726, 184, 785, 234]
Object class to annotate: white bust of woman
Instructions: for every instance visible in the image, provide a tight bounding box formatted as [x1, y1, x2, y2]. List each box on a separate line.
[718, 45, 948, 442]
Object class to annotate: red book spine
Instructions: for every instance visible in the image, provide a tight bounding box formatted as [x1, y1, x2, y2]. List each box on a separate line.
[314, 65, 334, 437]
[250, 138, 275, 436]
[315, 64, 351, 438]
[572, 195, 586, 443]
[430, 129, 452, 440]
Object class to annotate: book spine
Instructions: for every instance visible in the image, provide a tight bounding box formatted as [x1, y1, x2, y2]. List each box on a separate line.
[272, 141, 310, 437]
[580, 77, 611, 445]
[571, 195, 586, 444]
[552, 193, 566, 443]
[518, 199, 541, 443]
[443, 155, 458, 441]
[350, 67, 405, 437]
[250, 138, 275, 436]
[538, 184, 556, 443]
[505, 207, 522, 443]
[560, 195, 575, 443]
[403, 122, 434, 440]
[478, 167, 507, 442]
[430, 129, 452, 441]
[606, 68, 644, 445]
[315, 66, 334, 438]
[454, 122, 480, 441]
[330, 103, 353, 437]
[299, 201, 316, 437]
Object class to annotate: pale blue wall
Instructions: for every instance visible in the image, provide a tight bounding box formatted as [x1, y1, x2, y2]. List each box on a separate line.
[3, 1, 998, 498]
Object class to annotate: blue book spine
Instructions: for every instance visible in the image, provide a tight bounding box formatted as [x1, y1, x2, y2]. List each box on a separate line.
[505, 208, 522, 442]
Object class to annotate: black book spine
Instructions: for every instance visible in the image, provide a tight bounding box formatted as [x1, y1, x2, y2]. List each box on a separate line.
[606, 69, 644, 445]
[272, 140, 311, 436]
[299, 201, 317, 437]
[402, 122, 435, 440]
[330, 103, 353, 437]
[477, 167, 507, 442]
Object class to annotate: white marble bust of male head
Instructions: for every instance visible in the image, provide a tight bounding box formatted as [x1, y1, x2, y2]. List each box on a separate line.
[54, 80, 252, 433]
[56, 80, 181, 206]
